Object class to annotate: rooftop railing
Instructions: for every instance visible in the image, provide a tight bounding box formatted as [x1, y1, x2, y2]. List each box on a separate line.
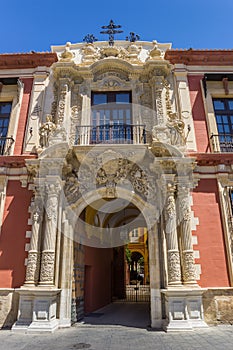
[75, 124, 146, 145]
[210, 133, 233, 153]
[0, 136, 14, 155]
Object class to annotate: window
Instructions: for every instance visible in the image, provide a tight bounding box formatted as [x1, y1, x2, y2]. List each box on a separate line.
[213, 98, 233, 152]
[91, 91, 132, 143]
[0, 102, 12, 155]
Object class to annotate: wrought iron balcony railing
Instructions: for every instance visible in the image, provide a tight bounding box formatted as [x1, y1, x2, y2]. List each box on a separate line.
[210, 133, 233, 153]
[0, 136, 14, 155]
[75, 124, 146, 145]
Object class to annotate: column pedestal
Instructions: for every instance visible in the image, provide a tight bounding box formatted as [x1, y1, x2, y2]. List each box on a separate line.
[161, 288, 208, 331]
[12, 287, 61, 333]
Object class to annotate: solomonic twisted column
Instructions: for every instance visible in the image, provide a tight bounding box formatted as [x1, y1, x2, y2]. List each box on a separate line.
[164, 184, 182, 286]
[178, 187, 197, 285]
[39, 180, 61, 285]
[25, 190, 43, 285]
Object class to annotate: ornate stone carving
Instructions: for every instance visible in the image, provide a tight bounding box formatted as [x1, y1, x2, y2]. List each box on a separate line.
[51, 84, 58, 120]
[64, 174, 80, 205]
[40, 251, 55, 283]
[155, 79, 164, 125]
[57, 82, 68, 126]
[31, 203, 42, 224]
[165, 190, 176, 221]
[168, 251, 181, 283]
[179, 191, 191, 222]
[96, 158, 148, 198]
[126, 43, 141, 62]
[17, 78, 24, 103]
[60, 42, 74, 62]
[70, 105, 81, 146]
[25, 251, 40, 284]
[93, 70, 129, 83]
[100, 46, 127, 59]
[164, 79, 172, 117]
[45, 181, 61, 197]
[182, 251, 197, 282]
[147, 44, 162, 61]
[26, 163, 40, 182]
[46, 196, 58, 223]
[82, 43, 99, 63]
[167, 112, 185, 147]
[39, 114, 56, 148]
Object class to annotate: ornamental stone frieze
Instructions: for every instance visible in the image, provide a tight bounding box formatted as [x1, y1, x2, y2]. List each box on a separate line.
[40, 251, 56, 284]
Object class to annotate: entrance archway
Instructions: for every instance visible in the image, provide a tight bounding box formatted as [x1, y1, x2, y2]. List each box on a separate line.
[71, 194, 156, 327]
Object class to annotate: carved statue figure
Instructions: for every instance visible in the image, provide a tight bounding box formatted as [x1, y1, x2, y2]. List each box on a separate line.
[39, 115, 56, 148]
[167, 112, 185, 146]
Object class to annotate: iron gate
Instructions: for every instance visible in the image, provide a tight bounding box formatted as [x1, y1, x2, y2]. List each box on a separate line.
[125, 285, 150, 302]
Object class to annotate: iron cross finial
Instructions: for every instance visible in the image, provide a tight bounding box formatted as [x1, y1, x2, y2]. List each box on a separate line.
[100, 19, 123, 46]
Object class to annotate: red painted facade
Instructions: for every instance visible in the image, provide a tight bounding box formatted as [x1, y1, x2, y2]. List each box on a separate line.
[84, 246, 113, 313]
[0, 181, 32, 288]
[192, 179, 230, 287]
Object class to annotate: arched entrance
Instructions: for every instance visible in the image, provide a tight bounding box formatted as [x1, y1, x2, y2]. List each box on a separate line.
[71, 194, 158, 327]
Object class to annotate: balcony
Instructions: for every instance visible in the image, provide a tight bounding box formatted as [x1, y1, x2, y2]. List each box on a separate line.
[210, 134, 233, 153]
[0, 136, 14, 155]
[75, 124, 146, 145]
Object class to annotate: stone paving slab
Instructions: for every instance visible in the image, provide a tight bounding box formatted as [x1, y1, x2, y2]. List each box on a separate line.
[0, 325, 233, 350]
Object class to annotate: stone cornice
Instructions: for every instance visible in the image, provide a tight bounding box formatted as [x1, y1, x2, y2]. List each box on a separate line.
[0, 53, 58, 69]
[0, 155, 37, 168]
[188, 152, 233, 166]
[165, 49, 233, 66]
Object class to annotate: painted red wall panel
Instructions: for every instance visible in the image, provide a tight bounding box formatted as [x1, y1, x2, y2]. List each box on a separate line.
[0, 181, 32, 288]
[188, 75, 210, 153]
[192, 179, 230, 287]
[84, 246, 113, 314]
[14, 78, 33, 155]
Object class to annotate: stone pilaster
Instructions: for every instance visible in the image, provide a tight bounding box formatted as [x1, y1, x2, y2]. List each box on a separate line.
[178, 186, 197, 285]
[164, 184, 182, 286]
[25, 189, 43, 285]
[39, 179, 61, 285]
[148, 224, 162, 328]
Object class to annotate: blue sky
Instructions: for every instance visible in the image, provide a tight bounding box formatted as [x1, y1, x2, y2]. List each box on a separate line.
[1, 0, 233, 54]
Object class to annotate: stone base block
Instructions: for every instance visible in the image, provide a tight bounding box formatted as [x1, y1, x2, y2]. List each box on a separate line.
[162, 288, 208, 332]
[12, 287, 60, 333]
[0, 289, 19, 329]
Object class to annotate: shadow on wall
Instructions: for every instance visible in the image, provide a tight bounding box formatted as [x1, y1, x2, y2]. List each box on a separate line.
[0, 290, 19, 329]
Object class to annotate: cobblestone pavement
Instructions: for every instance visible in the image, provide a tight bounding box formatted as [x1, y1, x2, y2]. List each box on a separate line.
[0, 324, 233, 350]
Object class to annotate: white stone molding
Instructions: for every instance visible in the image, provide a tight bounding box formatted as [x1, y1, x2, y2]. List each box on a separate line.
[0, 82, 22, 155]
[217, 174, 233, 285]
[0, 175, 8, 235]
[148, 224, 162, 328]
[172, 68, 197, 151]
[24, 69, 50, 153]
